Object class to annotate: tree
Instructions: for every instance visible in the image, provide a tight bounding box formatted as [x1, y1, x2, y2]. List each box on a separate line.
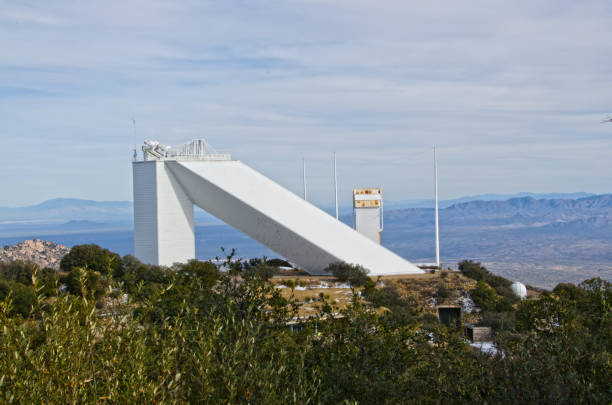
[458, 260, 488, 280]
[0, 280, 37, 318]
[325, 262, 370, 286]
[174, 259, 220, 289]
[266, 258, 292, 268]
[60, 244, 124, 278]
[38, 267, 59, 297]
[470, 280, 500, 312]
[61, 268, 107, 302]
[0, 261, 39, 285]
[244, 264, 276, 281]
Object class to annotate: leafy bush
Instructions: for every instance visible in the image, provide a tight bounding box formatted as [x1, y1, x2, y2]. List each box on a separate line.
[458, 260, 489, 280]
[0, 248, 609, 403]
[479, 311, 515, 331]
[362, 283, 420, 326]
[0, 261, 40, 286]
[173, 259, 220, 289]
[325, 262, 370, 286]
[0, 280, 36, 318]
[60, 244, 124, 278]
[266, 258, 292, 268]
[244, 264, 276, 281]
[459, 260, 519, 306]
[435, 284, 452, 301]
[553, 282, 586, 301]
[470, 280, 500, 312]
[60, 268, 107, 302]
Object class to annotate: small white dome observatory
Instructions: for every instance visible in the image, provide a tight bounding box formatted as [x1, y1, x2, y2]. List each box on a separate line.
[511, 281, 527, 299]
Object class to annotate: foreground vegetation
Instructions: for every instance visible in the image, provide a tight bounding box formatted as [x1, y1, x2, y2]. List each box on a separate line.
[0, 245, 610, 404]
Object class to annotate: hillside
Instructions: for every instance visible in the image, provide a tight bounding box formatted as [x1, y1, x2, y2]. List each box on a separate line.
[0, 239, 69, 269]
[381, 194, 612, 288]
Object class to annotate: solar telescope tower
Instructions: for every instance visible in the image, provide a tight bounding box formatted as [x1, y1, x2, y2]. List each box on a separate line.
[132, 139, 422, 275]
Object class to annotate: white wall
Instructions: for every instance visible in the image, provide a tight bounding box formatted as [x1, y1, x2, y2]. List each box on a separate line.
[133, 161, 158, 264]
[133, 161, 194, 266]
[156, 162, 195, 266]
[355, 208, 381, 244]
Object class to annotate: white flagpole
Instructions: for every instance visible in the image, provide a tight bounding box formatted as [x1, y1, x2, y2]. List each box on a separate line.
[434, 146, 440, 268]
[303, 158, 307, 200]
[334, 152, 338, 219]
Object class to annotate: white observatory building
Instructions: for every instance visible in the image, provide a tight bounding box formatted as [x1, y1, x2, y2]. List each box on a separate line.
[132, 139, 423, 276]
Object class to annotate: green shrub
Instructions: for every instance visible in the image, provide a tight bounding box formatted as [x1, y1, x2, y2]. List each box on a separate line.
[553, 282, 586, 301]
[61, 244, 124, 278]
[266, 258, 292, 268]
[458, 260, 488, 280]
[61, 268, 107, 301]
[325, 262, 370, 286]
[459, 260, 518, 304]
[38, 267, 59, 297]
[480, 311, 515, 331]
[0, 245, 609, 403]
[470, 280, 500, 312]
[174, 259, 220, 289]
[0, 261, 39, 286]
[0, 280, 36, 318]
[435, 284, 452, 301]
[244, 264, 275, 281]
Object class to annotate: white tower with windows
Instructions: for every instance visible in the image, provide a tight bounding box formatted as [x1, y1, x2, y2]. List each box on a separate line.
[353, 188, 383, 244]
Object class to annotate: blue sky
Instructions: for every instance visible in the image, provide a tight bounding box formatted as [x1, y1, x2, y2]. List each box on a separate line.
[1, 1, 611, 207]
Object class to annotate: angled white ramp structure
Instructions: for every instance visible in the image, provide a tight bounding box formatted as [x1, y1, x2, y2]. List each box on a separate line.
[133, 140, 423, 276]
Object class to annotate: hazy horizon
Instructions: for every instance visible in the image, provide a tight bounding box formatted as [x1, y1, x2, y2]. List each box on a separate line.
[0, 190, 602, 210]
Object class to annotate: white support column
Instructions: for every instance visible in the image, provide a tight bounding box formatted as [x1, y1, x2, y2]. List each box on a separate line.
[132, 160, 195, 266]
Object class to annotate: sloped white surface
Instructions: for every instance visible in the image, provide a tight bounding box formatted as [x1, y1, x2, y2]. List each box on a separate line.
[167, 160, 422, 276]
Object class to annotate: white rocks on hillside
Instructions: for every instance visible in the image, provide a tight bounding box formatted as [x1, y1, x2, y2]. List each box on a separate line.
[0, 239, 70, 269]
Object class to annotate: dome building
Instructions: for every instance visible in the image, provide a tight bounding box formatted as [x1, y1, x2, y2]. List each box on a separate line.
[511, 281, 528, 299]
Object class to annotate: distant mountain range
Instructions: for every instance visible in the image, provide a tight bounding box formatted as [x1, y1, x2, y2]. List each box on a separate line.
[381, 192, 595, 210]
[0, 193, 610, 288]
[378, 194, 612, 288]
[0, 192, 596, 224]
[0, 198, 132, 224]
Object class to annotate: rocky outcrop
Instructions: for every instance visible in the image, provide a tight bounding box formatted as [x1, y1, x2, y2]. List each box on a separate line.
[0, 239, 69, 269]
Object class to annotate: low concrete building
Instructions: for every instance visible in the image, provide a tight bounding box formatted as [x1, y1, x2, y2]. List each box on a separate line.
[465, 324, 493, 342]
[437, 305, 461, 328]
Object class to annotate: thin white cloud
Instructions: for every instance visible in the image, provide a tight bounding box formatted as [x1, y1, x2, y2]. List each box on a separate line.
[0, 1, 611, 206]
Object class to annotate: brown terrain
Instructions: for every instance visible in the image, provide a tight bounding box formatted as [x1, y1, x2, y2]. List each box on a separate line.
[272, 271, 483, 319]
[0, 239, 69, 269]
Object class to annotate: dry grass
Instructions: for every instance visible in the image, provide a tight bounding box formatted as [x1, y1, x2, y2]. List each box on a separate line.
[271, 276, 363, 316]
[271, 271, 480, 318]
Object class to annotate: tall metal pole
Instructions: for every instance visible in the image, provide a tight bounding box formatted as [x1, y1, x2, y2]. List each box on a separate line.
[434, 146, 440, 268]
[334, 152, 338, 219]
[131, 117, 137, 161]
[303, 158, 307, 200]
